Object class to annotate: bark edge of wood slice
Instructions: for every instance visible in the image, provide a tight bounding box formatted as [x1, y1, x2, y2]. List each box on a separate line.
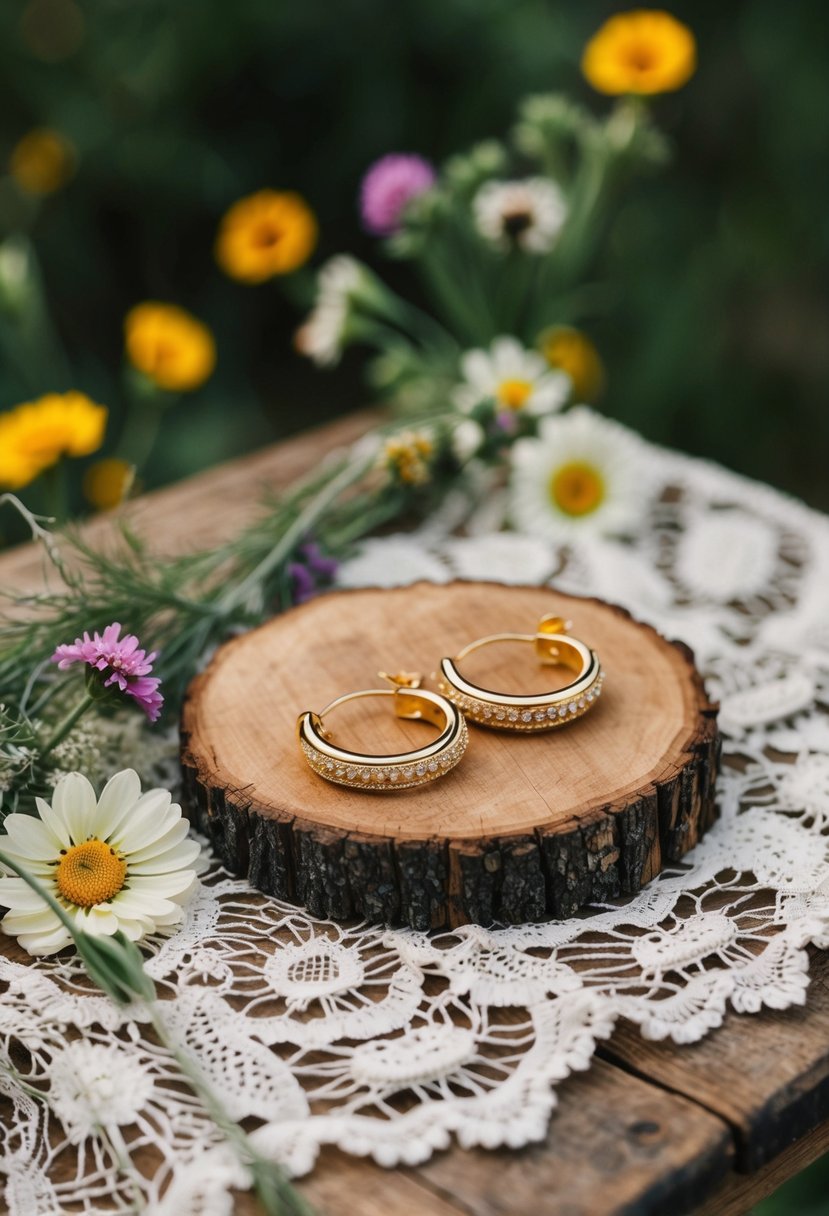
[180, 581, 720, 930]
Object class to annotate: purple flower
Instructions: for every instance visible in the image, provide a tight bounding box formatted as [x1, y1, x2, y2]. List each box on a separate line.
[495, 411, 520, 435]
[288, 541, 339, 605]
[360, 154, 436, 236]
[51, 622, 164, 722]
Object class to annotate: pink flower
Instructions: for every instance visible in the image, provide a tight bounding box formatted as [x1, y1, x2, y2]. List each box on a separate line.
[360, 153, 436, 236]
[51, 622, 164, 722]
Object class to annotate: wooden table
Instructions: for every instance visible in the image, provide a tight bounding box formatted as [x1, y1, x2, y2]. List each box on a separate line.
[2, 412, 828, 1216]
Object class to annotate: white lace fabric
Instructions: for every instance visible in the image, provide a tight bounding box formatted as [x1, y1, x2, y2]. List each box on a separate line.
[2, 443, 829, 1213]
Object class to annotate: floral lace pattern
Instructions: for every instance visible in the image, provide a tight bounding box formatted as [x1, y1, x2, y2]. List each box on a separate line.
[2, 442, 829, 1211]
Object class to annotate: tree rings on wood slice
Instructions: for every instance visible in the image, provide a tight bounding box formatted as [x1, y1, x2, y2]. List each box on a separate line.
[180, 582, 720, 930]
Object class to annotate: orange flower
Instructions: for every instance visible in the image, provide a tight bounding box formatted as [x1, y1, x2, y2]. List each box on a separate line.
[582, 10, 696, 96]
[10, 128, 75, 195]
[216, 190, 318, 283]
[83, 458, 135, 510]
[0, 392, 107, 489]
[538, 327, 605, 402]
[124, 303, 216, 392]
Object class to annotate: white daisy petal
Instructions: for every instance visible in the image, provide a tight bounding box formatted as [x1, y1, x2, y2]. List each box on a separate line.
[1, 814, 64, 861]
[94, 768, 142, 836]
[108, 789, 174, 852]
[116, 810, 184, 857]
[122, 819, 191, 864]
[83, 907, 120, 936]
[460, 349, 496, 391]
[527, 373, 571, 416]
[491, 336, 525, 374]
[18, 924, 73, 955]
[151, 907, 187, 927]
[115, 918, 147, 941]
[0, 877, 55, 912]
[0, 847, 55, 877]
[2, 907, 62, 934]
[128, 870, 198, 899]
[34, 797, 71, 847]
[127, 840, 201, 875]
[51, 772, 97, 845]
[112, 888, 178, 919]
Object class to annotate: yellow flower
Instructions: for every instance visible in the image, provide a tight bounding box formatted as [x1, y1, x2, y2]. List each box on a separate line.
[83, 458, 135, 510]
[384, 431, 434, 486]
[124, 302, 216, 392]
[582, 10, 696, 96]
[0, 392, 107, 489]
[216, 190, 318, 283]
[538, 327, 605, 402]
[9, 128, 75, 195]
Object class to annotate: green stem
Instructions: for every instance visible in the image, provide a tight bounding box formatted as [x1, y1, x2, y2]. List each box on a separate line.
[42, 459, 69, 525]
[147, 1006, 315, 1216]
[37, 691, 94, 761]
[116, 398, 165, 475]
[217, 448, 376, 616]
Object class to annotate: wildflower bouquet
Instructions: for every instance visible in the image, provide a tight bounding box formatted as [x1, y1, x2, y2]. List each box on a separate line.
[296, 9, 694, 436]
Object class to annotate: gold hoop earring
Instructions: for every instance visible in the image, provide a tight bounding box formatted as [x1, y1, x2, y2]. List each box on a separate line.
[297, 672, 468, 790]
[438, 615, 603, 732]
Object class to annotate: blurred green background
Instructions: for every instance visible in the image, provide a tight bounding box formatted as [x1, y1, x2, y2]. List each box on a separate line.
[1, 0, 827, 517]
[0, 1, 828, 1208]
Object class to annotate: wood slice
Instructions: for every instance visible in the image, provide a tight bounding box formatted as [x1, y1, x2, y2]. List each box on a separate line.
[180, 582, 720, 929]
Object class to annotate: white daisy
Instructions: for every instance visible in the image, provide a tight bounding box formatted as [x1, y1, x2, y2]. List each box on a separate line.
[454, 335, 570, 417]
[509, 406, 649, 540]
[0, 769, 199, 955]
[294, 255, 364, 367]
[473, 178, 568, 254]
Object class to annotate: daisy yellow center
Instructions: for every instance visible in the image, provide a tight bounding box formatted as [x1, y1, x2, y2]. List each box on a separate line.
[550, 461, 605, 517]
[55, 840, 127, 907]
[497, 378, 533, 410]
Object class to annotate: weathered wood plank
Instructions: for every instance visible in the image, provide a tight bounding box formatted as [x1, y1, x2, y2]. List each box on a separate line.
[694, 1118, 829, 1216]
[236, 1059, 735, 1216]
[0, 409, 380, 593]
[412, 1058, 732, 1216]
[602, 948, 829, 1171]
[233, 1117, 829, 1216]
